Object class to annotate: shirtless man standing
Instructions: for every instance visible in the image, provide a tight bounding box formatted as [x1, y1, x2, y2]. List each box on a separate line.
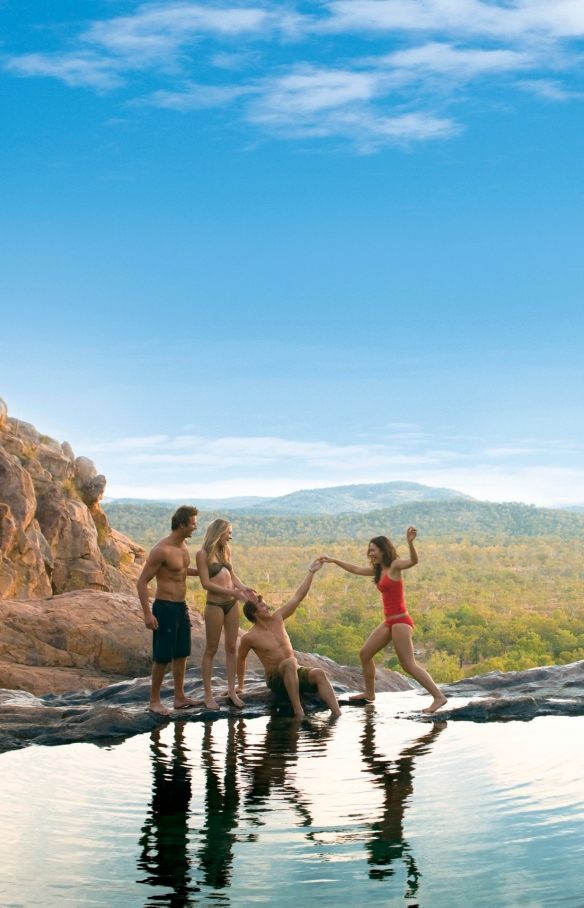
[137, 505, 200, 715]
[236, 560, 341, 718]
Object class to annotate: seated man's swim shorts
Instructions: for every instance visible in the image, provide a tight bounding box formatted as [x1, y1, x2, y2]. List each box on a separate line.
[265, 664, 318, 696]
[152, 599, 191, 664]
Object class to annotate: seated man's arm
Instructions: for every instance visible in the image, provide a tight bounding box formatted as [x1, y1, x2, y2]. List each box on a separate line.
[276, 559, 323, 620]
[236, 634, 252, 690]
[136, 548, 165, 628]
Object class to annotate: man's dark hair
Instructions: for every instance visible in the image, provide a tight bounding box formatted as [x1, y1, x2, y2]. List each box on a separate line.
[171, 505, 199, 531]
[243, 599, 259, 623]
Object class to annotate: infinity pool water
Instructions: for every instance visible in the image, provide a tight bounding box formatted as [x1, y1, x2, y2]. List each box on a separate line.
[1, 691, 583, 908]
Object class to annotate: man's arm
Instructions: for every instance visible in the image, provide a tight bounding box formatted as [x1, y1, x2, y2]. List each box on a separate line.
[236, 634, 252, 690]
[137, 547, 165, 629]
[275, 559, 323, 621]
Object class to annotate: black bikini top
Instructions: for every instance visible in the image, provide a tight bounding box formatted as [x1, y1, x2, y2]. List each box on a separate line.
[208, 561, 232, 578]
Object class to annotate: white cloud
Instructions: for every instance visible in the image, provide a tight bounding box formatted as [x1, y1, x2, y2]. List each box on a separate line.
[5, 52, 122, 90]
[4, 0, 584, 147]
[85, 432, 584, 506]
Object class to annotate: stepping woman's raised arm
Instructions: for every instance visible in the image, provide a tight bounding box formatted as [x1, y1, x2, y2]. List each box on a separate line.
[320, 556, 375, 576]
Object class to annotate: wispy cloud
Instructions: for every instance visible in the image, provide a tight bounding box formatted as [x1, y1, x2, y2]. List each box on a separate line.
[4, 0, 584, 148]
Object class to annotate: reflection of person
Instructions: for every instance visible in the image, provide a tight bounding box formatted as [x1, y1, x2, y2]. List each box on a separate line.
[197, 718, 243, 890]
[243, 715, 314, 827]
[137, 505, 201, 715]
[322, 528, 447, 713]
[237, 560, 341, 718]
[138, 723, 198, 905]
[196, 520, 258, 710]
[361, 715, 445, 894]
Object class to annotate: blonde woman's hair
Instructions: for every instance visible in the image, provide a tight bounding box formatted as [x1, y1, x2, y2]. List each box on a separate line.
[202, 518, 231, 565]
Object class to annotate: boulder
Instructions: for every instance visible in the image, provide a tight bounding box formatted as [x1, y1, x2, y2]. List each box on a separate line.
[0, 396, 146, 598]
[0, 589, 245, 695]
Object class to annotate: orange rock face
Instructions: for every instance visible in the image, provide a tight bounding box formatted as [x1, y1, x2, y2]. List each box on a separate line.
[0, 589, 215, 695]
[0, 396, 146, 599]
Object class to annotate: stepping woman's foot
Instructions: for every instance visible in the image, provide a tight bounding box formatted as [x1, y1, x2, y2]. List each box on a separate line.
[349, 692, 375, 703]
[149, 700, 171, 716]
[422, 695, 448, 714]
[203, 694, 220, 710]
[225, 692, 245, 708]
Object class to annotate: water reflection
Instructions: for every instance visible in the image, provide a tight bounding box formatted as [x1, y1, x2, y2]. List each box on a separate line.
[138, 723, 199, 907]
[197, 719, 244, 891]
[361, 713, 445, 899]
[138, 713, 442, 906]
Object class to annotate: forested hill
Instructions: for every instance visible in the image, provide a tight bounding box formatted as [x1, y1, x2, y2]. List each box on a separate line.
[238, 480, 472, 514]
[103, 498, 584, 549]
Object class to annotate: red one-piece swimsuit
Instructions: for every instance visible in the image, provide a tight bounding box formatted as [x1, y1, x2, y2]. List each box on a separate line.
[376, 574, 415, 630]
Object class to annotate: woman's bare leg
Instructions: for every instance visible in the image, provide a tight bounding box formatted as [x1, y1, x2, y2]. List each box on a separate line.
[391, 624, 448, 713]
[223, 603, 244, 707]
[350, 622, 392, 702]
[202, 605, 224, 710]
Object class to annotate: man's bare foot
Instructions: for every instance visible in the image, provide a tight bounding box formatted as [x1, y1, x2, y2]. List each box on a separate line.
[422, 695, 448, 714]
[349, 692, 375, 703]
[173, 696, 200, 710]
[293, 709, 305, 718]
[203, 693, 220, 710]
[330, 707, 342, 718]
[226, 692, 245, 708]
[149, 701, 171, 716]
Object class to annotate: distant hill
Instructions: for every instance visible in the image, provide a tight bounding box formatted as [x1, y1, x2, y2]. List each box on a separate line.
[104, 495, 270, 509]
[237, 481, 473, 514]
[103, 498, 584, 549]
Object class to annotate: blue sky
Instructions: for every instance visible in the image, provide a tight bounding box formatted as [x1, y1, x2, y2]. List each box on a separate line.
[2, 0, 584, 505]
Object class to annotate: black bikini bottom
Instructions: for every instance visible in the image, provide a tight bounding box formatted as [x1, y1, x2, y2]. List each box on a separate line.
[206, 598, 238, 615]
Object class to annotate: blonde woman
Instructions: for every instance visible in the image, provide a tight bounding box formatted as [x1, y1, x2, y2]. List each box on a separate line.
[196, 519, 257, 710]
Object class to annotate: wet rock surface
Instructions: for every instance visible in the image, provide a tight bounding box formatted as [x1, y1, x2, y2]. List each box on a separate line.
[420, 660, 584, 722]
[0, 661, 414, 753]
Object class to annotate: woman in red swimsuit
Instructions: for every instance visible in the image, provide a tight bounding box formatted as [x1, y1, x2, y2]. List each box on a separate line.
[322, 527, 447, 714]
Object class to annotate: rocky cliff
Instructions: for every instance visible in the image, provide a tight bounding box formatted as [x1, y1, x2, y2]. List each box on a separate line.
[0, 396, 145, 600]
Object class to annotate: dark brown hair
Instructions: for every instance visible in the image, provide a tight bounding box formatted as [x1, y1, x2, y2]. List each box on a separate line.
[171, 505, 199, 531]
[243, 600, 258, 623]
[368, 535, 398, 584]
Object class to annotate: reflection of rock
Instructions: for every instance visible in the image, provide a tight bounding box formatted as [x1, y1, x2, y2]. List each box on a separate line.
[0, 396, 145, 598]
[420, 660, 584, 723]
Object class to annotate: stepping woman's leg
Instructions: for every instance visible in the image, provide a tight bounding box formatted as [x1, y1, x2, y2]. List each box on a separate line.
[391, 624, 448, 713]
[350, 622, 392, 702]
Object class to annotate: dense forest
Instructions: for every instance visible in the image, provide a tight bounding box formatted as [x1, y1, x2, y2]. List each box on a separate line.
[104, 501, 584, 682]
[104, 499, 584, 544]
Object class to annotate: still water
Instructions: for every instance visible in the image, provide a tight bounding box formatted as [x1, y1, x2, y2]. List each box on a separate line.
[1, 691, 583, 908]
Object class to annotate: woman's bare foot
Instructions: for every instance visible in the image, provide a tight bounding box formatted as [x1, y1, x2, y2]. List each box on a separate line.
[226, 692, 245, 708]
[149, 700, 171, 716]
[203, 693, 220, 710]
[173, 695, 201, 710]
[349, 692, 375, 703]
[293, 708, 305, 718]
[422, 694, 448, 714]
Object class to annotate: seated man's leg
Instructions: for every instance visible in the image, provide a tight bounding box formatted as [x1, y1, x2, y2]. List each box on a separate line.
[307, 667, 342, 717]
[279, 656, 304, 717]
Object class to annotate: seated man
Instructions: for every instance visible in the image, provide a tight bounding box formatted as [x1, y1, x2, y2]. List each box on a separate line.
[236, 559, 341, 718]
